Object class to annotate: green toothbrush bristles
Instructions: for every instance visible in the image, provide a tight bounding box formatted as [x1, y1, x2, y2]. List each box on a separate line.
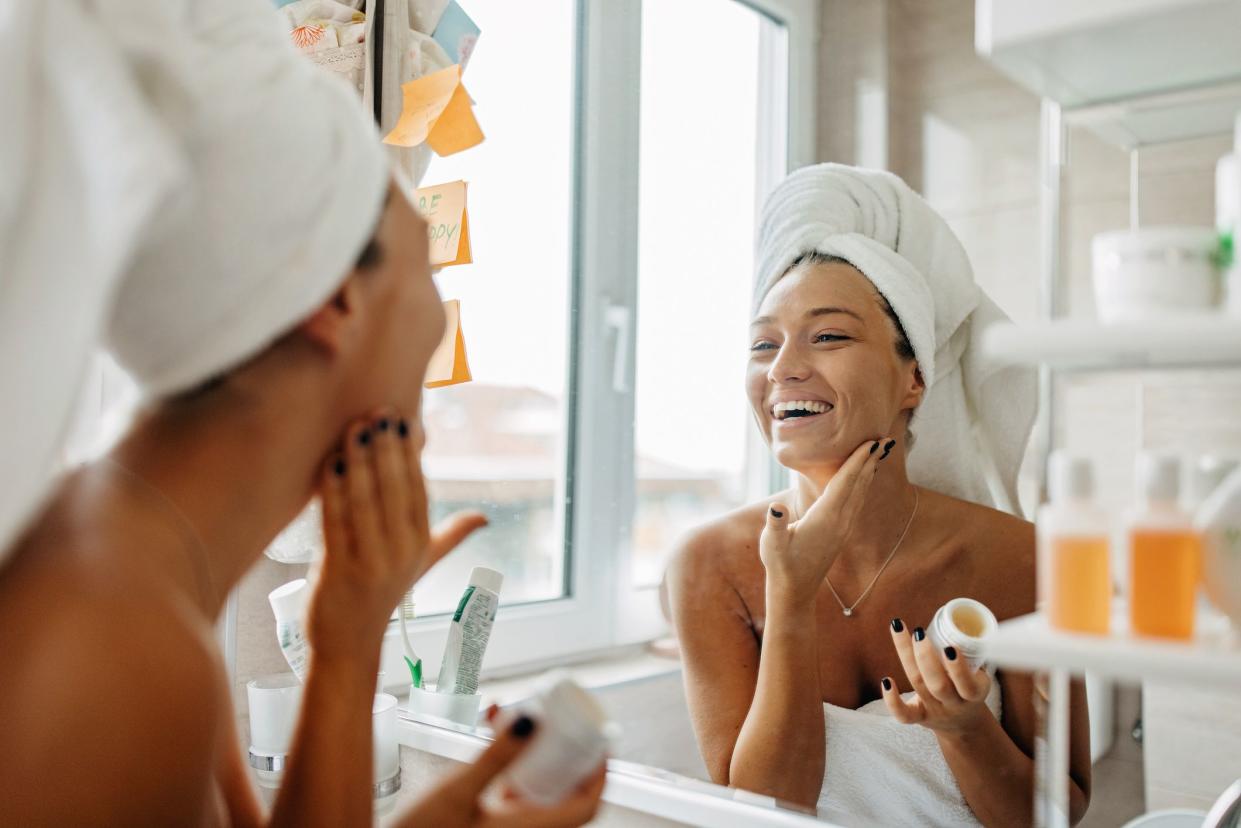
[405, 655, 423, 688]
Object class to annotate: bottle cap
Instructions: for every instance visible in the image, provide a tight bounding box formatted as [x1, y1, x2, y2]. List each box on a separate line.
[1049, 452, 1093, 502]
[469, 566, 504, 595]
[268, 578, 309, 623]
[1137, 453, 1180, 503]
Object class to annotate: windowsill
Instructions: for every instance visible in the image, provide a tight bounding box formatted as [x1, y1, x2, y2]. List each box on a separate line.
[475, 641, 682, 708]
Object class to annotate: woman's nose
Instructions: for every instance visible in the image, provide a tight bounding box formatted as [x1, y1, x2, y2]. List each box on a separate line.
[768, 341, 810, 384]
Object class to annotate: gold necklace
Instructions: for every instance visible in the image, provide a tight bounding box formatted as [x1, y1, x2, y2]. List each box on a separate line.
[791, 488, 919, 617]
[104, 458, 218, 612]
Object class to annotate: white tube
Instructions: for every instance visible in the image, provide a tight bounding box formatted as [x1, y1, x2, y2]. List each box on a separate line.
[437, 567, 503, 695]
[268, 579, 311, 683]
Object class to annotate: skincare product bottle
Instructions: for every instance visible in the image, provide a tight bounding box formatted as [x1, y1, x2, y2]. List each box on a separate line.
[269, 578, 312, 682]
[1196, 466, 1241, 634]
[1038, 453, 1112, 635]
[501, 673, 617, 806]
[1127, 454, 1200, 640]
[438, 566, 503, 695]
[927, 598, 998, 669]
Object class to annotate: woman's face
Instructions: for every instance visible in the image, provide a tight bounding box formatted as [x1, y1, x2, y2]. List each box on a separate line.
[746, 261, 923, 477]
[347, 181, 445, 417]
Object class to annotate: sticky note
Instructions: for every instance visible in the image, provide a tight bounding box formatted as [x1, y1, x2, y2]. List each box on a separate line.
[432, 1, 481, 69]
[425, 300, 472, 388]
[383, 65, 461, 148]
[414, 181, 471, 267]
[426, 82, 484, 156]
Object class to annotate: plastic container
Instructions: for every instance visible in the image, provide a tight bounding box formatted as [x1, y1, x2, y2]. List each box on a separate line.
[268, 579, 311, 682]
[1195, 466, 1241, 633]
[1038, 453, 1112, 635]
[373, 693, 401, 813]
[246, 673, 304, 790]
[1091, 227, 1220, 323]
[1126, 454, 1201, 640]
[405, 684, 483, 729]
[501, 673, 618, 806]
[926, 598, 998, 670]
[438, 566, 503, 696]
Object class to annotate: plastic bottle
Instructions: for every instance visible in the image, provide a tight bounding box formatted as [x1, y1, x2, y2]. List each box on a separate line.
[1037, 453, 1112, 635]
[927, 598, 998, 669]
[501, 673, 617, 806]
[268, 579, 311, 682]
[1126, 454, 1200, 640]
[1196, 466, 1241, 634]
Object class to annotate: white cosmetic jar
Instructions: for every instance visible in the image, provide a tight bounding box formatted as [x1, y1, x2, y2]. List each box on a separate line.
[927, 598, 998, 670]
[1091, 227, 1220, 323]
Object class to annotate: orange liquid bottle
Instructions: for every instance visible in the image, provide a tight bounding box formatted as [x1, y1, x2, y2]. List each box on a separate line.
[1039, 454, 1112, 635]
[1126, 454, 1200, 641]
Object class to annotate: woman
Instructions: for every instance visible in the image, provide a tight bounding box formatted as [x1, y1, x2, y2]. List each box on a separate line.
[0, 2, 602, 826]
[666, 165, 1091, 827]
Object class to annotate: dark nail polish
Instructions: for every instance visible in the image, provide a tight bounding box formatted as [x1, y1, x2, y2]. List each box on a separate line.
[511, 715, 536, 739]
[881, 439, 896, 460]
[945, 646, 957, 661]
[357, 429, 371, 446]
[882, 677, 892, 691]
[913, 627, 925, 642]
[870, 441, 880, 454]
[890, 618, 904, 634]
[333, 459, 346, 477]
[397, 419, 410, 438]
[376, 417, 390, 432]
[770, 507, 784, 518]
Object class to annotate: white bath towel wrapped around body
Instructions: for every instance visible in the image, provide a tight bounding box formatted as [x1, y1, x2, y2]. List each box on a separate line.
[755, 164, 1036, 513]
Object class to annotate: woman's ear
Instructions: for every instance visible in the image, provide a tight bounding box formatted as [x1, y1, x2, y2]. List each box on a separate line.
[900, 363, 926, 411]
[298, 275, 363, 354]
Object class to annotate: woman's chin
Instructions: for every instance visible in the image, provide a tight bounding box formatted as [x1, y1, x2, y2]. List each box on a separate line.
[773, 443, 851, 477]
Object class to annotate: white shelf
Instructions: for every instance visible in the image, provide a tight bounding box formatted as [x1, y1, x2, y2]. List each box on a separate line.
[980, 317, 1241, 371]
[976, 0, 1241, 147]
[983, 608, 1241, 688]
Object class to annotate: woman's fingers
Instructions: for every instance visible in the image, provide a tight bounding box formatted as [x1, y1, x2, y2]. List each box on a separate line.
[421, 511, 490, 577]
[369, 410, 417, 563]
[889, 618, 931, 701]
[801, 438, 885, 531]
[483, 764, 607, 828]
[399, 414, 431, 542]
[452, 715, 539, 800]
[758, 502, 791, 567]
[342, 420, 383, 559]
[942, 647, 992, 703]
[911, 628, 963, 705]
[319, 453, 351, 557]
[880, 676, 924, 725]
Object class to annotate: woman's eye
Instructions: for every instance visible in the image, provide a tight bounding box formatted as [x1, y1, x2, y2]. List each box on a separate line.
[750, 341, 776, 352]
[814, 333, 848, 344]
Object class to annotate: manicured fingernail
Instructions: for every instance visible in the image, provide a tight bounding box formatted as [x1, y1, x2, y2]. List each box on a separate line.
[511, 715, 536, 739]
[870, 441, 880, 454]
[397, 419, 410, 438]
[333, 458, 346, 477]
[945, 646, 957, 661]
[890, 618, 904, 633]
[882, 677, 892, 691]
[913, 627, 925, 642]
[770, 507, 784, 518]
[485, 703, 499, 721]
[357, 429, 371, 446]
[376, 417, 390, 432]
[881, 439, 896, 459]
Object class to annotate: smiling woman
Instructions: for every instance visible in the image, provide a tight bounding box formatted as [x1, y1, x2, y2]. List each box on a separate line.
[664, 163, 1094, 827]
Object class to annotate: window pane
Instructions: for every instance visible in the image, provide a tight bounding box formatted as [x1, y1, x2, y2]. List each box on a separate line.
[417, 0, 576, 614]
[632, 0, 774, 586]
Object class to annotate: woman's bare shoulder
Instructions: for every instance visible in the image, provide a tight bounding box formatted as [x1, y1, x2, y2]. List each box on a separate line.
[666, 497, 777, 584]
[926, 490, 1036, 618]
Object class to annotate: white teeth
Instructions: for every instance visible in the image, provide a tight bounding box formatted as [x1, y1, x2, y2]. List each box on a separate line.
[773, 400, 831, 418]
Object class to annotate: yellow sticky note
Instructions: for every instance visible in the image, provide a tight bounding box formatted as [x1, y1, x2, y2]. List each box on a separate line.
[426, 82, 485, 156]
[414, 181, 472, 267]
[383, 65, 461, 148]
[424, 300, 472, 388]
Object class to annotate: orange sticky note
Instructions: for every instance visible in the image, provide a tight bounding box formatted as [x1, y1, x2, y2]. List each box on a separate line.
[414, 181, 472, 267]
[426, 82, 484, 156]
[383, 65, 461, 148]
[425, 300, 472, 388]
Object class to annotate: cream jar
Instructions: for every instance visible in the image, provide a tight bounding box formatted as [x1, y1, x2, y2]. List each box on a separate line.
[1091, 226, 1220, 323]
[927, 598, 998, 670]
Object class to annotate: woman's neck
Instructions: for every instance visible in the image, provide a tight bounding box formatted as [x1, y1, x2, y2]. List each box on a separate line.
[105, 381, 338, 619]
[792, 449, 920, 573]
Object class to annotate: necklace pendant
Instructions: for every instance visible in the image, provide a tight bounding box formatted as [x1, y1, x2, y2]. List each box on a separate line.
[842, 607, 853, 617]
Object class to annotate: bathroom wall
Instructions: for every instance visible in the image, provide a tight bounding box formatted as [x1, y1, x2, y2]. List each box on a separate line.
[816, 0, 1241, 819]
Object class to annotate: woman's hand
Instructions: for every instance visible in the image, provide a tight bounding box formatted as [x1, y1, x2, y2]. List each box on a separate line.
[309, 409, 488, 666]
[395, 707, 606, 828]
[881, 619, 993, 734]
[759, 438, 887, 608]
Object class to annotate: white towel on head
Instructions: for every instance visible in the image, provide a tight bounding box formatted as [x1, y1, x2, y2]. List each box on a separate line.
[754, 164, 1035, 512]
[0, 0, 389, 563]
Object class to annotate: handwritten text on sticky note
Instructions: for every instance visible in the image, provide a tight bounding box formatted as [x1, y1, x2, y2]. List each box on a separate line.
[414, 180, 471, 267]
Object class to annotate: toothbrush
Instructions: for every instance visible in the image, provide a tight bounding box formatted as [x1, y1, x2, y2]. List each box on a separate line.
[399, 591, 423, 689]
